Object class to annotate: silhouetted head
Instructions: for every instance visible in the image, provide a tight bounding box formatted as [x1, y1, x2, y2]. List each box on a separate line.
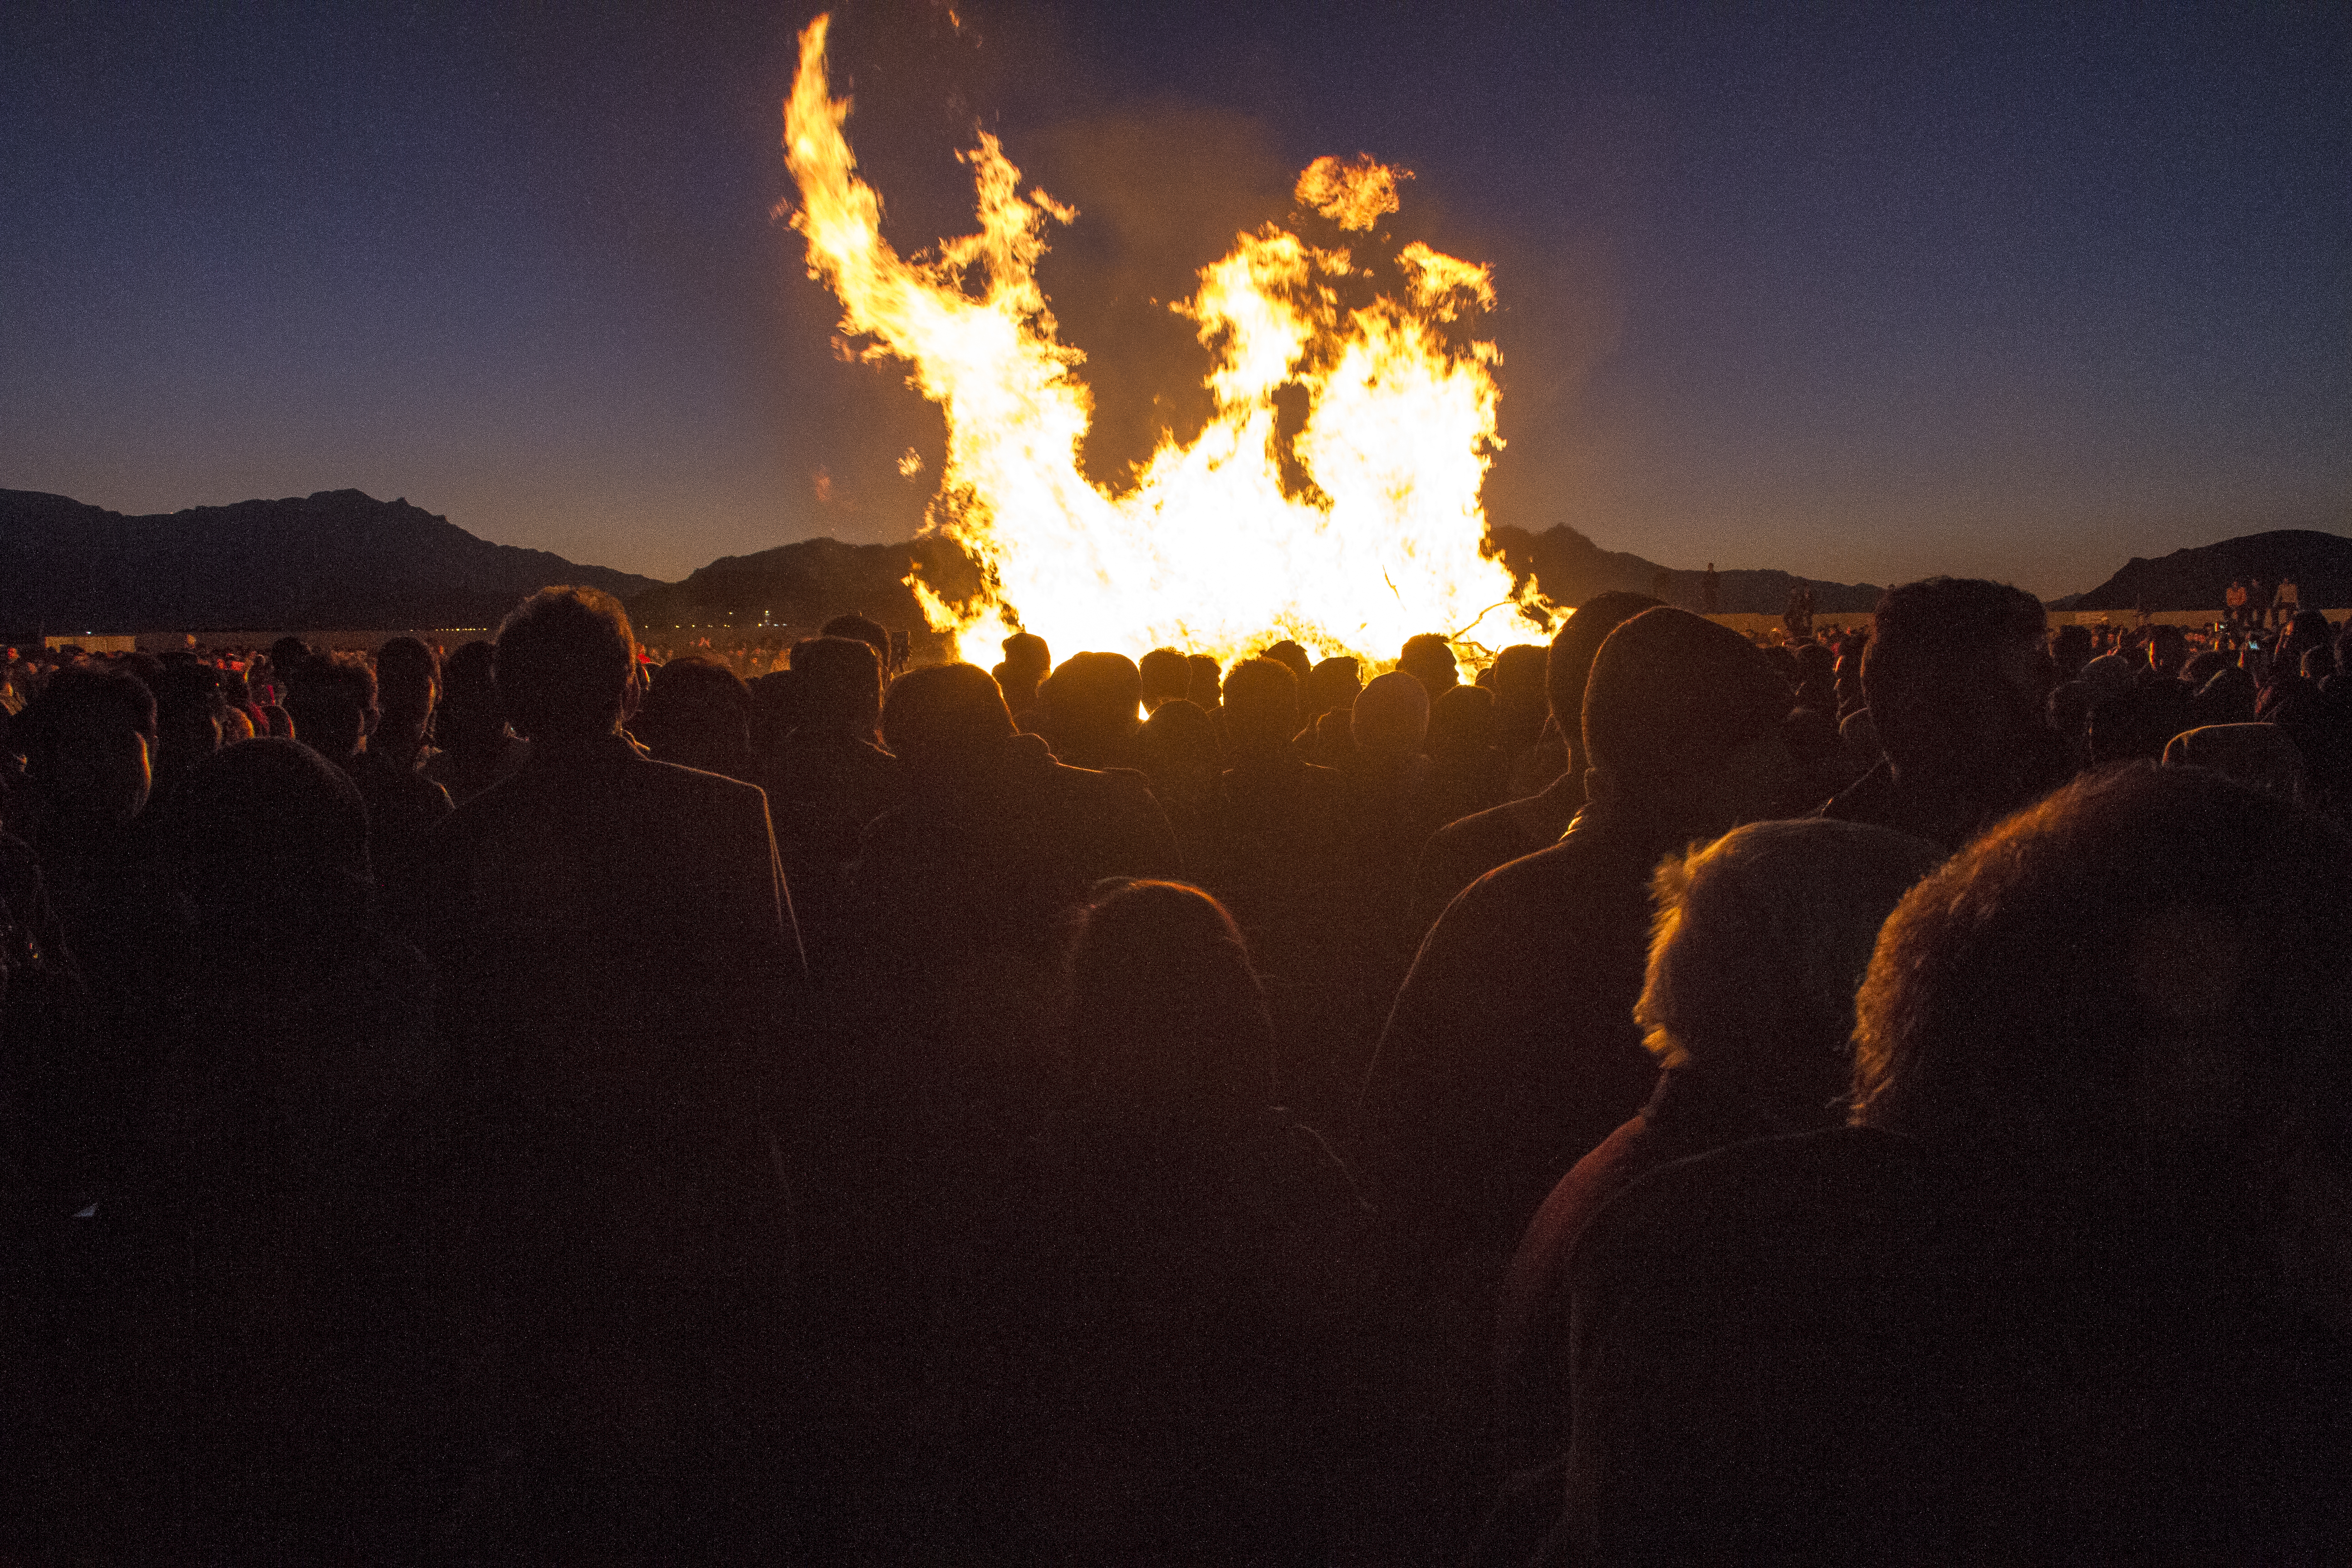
[1426, 683, 1497, 764]
[1637, 819, 1942, 1126]
[821, 613, 892, 668]
[2164, 723, 2307, 805]
[267, 636, 312, 684]
[882, 662, 1016, 778]
[2050, 623, 2094, 682]
[1545, 592, 1664, 757]
[1581, 607, 1795, 835]
[999, 631, 1052, 680]
[1185, 654, 1223, 709]
[1140, 698, 1222, 815]
[1261, 639, 1313, 687]
[171, 737, 371, 952]
[14, 665, 157, 827]
[1221, 657, 1299, 755]
[633, 654, 754, 778]
[1853, 764, 2352, 1153]
[434, 639, 504, 750]
[1398, 633, 1461, 696]
[494, 586, 638, 743]
[1352, 670, 1431, 764]
[148, 659, 224, 786]
[376, 637, 439, 724]
[791, 635, 882, 740]
[1039, 652, 1144, 765]
[1302, 656, 1362, 720]
[1490, 643, 1549, 747]
[1138, 647, 1192, 712]
[1066, 880, 1277, 1123]
[283, 653, 378, 766]
[2146, 624, 2188, 678]
[1862, 577, 2053, 772]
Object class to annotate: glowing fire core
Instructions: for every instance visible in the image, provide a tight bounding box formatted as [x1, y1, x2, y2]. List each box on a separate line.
[784, 15, 1559, 670]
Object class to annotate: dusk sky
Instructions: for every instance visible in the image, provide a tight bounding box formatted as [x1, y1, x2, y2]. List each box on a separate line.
[5, 1, 2346, 598]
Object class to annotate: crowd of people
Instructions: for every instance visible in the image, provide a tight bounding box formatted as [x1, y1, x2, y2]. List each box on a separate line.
[1, 578, 2349, 1563]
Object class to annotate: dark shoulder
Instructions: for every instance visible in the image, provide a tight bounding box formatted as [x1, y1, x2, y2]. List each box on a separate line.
[1570, 1127, 1922, 1284]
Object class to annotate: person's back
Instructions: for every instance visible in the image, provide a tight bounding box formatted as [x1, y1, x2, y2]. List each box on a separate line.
[1363, 609, 1799, 1259]
[1000, 882, 1374, 1563]
[854, 662, 1178, 979]
[1490, 819, 1942, 1515]
[1555, 765, 2352, 1564]
[413, 587, 805, 1557]
[1407, 594, 1659, 941]
[769, 637, 904, 979]
[1823, 576, 2073, 848]
[77, 739, 443, 1560]
[419, 640, 529, 806]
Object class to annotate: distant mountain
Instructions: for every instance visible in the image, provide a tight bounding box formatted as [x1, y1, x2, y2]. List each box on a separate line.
[1485, 524, 1885, 617]
[0, 489, 658, 633]
[623, 523, 1885, 654]
[627, 535, 982, 654]
[2066, 529, 2352, 613]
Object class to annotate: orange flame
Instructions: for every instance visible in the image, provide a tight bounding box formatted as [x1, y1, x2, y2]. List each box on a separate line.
[784, 15, 1558, 670]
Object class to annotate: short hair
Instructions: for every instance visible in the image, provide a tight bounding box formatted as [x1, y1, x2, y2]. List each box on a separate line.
[494, 586, 637, 740]
[1066, 879, 1275, 1113]
[15, 665, 157, 752]
[1861, 577, 2047, 757]
[1040, 652, 1144, 736]
[375, 636, 439, 715]
[1139, 647, 1192, 708]
[881, 662, 1015, 766]
[1220, 657, 1298, 750]
[1637, 820, 1942, 1078]
[284, 652, 378, 760]
[1260, 639, 1313, 687]
[822, 613, 891, 665]
[1398, 633, 1460, 693]
[1852, 764, 2352, 1148]
[1545, 593, 1662, 732]
[792, 635, 882, 735]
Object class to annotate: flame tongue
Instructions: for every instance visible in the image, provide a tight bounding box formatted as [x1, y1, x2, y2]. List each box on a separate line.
[785, 14, 1557, 669]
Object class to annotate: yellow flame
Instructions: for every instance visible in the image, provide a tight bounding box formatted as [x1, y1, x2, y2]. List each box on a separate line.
[1295, 153, 1407, 232]
[784, 14, 1557, 670]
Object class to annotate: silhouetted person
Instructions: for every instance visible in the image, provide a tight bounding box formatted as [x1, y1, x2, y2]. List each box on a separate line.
[287, 652, 453, 899]
[2163, 721, 2307, 805]
[1701, 562, 1720, 614]
[1556, 765, 2352, 1563]
[1823, 577, 2072, 847]
[1485, 818, 1940, 1554]
[999, 881, 1373, 1563]
[1406, 593, 1659, 940]
[1398, 632, 1461, 696]
[1191, 658, 1357, 1109]
[1138, 646, 1192, 713]
[1138, 696, 1223, 859]
[146, 658, 224, 808]
[1185, 652, 1224, 710]
[1425, 682, 1508, 829]
[420, 640, 528, 806]
[855, 662, 1177, 978]
[413, 586, 806, 1558]
[371, 636, 440, 771]
[78, 739, 442, 1560]
[1036, 650, 1146, 771]
[768, 635, 903, 978]
[1487, 642, 1549, 772]
[1362, 607, 1798, 1260]
[991, 630, 1051, 720]
[821, 611, 893, 672]
[632, 652, 756, 780]
[7, 668, 175, 1205]
[1261, 638, 1313, 689]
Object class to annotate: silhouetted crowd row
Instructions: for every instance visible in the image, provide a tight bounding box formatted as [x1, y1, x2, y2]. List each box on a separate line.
[2, 580, 2349, 1563]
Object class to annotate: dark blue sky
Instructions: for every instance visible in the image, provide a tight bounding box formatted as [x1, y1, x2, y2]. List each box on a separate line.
[4, 0, 2345, 595]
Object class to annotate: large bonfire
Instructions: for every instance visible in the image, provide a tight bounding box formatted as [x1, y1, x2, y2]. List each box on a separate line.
[783, 14, 1559, 669]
